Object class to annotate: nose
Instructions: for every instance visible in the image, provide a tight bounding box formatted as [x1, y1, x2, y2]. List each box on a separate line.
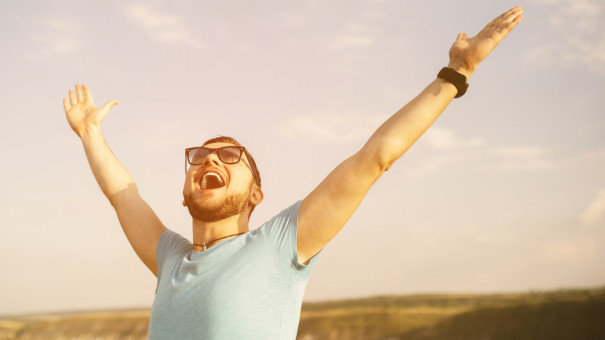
[187, 150, 221, 174]
[203, 152, 221, 167]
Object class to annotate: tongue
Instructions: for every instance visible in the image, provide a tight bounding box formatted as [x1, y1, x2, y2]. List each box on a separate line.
[205, 176, 223, 190]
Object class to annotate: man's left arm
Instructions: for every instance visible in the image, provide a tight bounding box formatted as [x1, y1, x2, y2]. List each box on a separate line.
[297, 6, 524, 264]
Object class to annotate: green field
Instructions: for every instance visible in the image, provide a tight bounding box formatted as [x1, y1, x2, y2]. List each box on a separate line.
[1, 287, 604, 339]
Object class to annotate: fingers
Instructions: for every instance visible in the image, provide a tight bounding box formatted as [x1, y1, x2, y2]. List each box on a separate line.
[83, 84, 94, 104]
[487, 6, 523, 29]
[68, 88, 76, 106]
[76, 84, 84, 102]
[63, 98, 70, 113]
[65, 83, 93, 110]
[480, 6, 523, 42]
[506, 13, 524, 31]
[101, 100, 119, 112]
[456, 32, 468, 41]
[499, 6, 524, 27]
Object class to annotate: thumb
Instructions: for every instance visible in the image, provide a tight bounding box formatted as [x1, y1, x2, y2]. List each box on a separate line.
[456, 32, 468, 41]
[101, 100, 119, 112]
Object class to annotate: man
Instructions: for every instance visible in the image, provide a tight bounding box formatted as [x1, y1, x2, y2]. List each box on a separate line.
[63, 6, 523, 339]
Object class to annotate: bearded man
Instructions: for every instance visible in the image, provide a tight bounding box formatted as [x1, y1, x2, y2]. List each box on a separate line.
[63, 6, 523, 339]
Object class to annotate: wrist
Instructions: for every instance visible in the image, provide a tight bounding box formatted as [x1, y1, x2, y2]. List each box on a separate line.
[78, 124, 102, 141]
[437, 67, 469, 98]
[447, 60, 474, 80]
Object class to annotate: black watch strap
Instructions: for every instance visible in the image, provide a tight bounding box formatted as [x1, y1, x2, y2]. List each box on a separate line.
[437, 67, 469, 98]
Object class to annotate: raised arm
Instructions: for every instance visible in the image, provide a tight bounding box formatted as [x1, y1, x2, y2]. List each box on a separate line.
[63, 84, 166, 276]
[297, 7, 524, 264]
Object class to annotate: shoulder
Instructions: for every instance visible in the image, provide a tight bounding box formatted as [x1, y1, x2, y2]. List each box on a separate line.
[258, 200, 303, 239]
[157, 228, 192, 261]
[162, 228, 191, 246]
[258, 200, 322, 272]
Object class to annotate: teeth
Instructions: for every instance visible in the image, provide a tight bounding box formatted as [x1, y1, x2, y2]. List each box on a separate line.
[201, 171, 225, 190]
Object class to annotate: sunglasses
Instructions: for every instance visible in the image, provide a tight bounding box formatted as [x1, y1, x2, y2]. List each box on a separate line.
[185, 146, 261, 186]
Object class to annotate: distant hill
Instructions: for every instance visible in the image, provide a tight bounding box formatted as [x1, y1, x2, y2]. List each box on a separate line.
[297, 287, 605, 340]
[1, 287, 604, 339]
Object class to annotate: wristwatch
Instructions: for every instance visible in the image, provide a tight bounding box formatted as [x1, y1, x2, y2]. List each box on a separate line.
[438, 67, 469, 98]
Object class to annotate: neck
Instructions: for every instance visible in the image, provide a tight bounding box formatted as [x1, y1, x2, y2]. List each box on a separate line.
[192, 212, 250, 251]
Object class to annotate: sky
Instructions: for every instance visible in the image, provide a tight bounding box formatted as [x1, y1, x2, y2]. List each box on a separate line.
[1, 0, 604, 316]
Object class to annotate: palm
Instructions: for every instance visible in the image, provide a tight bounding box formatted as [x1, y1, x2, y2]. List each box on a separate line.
[63, 84, 118, 137]
[448, 6, 524, 75]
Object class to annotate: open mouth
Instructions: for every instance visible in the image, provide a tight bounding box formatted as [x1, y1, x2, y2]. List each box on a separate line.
[200, 171, 226, 190]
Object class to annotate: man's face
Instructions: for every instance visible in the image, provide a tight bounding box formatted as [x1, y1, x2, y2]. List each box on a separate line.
[182, 142, 260, 222]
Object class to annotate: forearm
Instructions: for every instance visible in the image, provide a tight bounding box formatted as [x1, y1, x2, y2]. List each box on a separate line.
[362, 5, 524, 172]
[363, 77, 459, 171]
[79, 126, 137, 205]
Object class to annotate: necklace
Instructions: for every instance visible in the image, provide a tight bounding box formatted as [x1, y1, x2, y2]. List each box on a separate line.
[193, 231, 246, 251]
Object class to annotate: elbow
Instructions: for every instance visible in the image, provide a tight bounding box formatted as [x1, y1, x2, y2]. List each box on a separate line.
[375, 151, 394, 173]
[382, 157, 397, 173]
[360, 137, 402, 174]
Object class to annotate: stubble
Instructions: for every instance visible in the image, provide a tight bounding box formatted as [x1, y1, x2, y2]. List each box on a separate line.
[184, 188, 250, 222]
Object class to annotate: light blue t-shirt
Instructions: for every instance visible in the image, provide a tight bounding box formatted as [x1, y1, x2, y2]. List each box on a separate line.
[148, 200, 321, 340]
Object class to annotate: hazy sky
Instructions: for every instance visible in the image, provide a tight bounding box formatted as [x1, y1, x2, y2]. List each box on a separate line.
[1, 0, 604, 316]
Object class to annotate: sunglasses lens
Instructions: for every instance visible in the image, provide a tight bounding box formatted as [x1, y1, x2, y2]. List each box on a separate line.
[219, 147, 242, 164]
[189, 148, 210, 165]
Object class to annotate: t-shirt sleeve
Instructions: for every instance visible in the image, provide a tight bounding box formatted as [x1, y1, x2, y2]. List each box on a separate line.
[259, 200, 322, 275]
[155, 228, 192, 293]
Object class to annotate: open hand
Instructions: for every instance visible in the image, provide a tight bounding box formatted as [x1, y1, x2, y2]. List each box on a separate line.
[448, 6, 524, 79]
[63, 84, 118, 137]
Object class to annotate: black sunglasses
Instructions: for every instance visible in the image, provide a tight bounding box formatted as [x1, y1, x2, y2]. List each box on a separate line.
[185, 146, 261, 186]
[186, 146, 245, 169]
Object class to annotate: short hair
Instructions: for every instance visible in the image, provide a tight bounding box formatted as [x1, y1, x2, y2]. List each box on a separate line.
[202, 136, 262, 216]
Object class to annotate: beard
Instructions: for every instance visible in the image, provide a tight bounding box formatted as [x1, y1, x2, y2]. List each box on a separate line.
[184, 189, 250, 222]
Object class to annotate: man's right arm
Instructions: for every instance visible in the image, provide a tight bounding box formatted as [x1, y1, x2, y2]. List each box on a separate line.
[64, 84, 166, 277]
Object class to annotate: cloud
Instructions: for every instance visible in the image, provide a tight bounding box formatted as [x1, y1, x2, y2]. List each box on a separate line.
[493, 146, 557, 172]
[578, 148, 605, 161]
[276, 111, 384, 145]
[27, 17, 81, 60]
[393, 127, 483, 177]
[423, 126, 484, 150]
[401, 141, 567, 178]
[540, 237, 596, 263]
[318, 22, 377, 51]
[399, 151, 470, 178]
[122, 3, 202, 49]
[491, 145, 605, 173]
[579, 189, 605, 226]
[525, 0, 605, 75]
[278, 11, 313, 30]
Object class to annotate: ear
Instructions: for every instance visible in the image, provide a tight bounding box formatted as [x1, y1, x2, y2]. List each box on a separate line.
[182, 198, 187, 207]
[249, 185, 264, 206]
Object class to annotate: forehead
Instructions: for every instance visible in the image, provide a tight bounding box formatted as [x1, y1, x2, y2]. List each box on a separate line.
[202, 142, 238, 149]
